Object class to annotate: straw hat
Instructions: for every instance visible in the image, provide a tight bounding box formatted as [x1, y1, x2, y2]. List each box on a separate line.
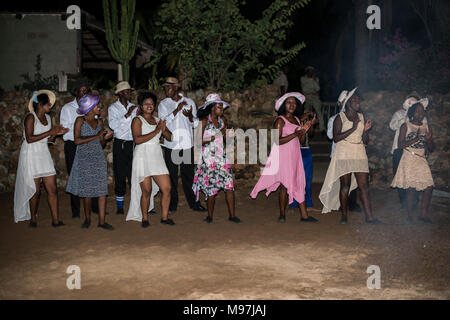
[162, 77, 181, 87]
[115, 81, 134, 94]
[76, 94, 100, 115]
[274, 92, 305, 111]
[28, 90, 56, 112]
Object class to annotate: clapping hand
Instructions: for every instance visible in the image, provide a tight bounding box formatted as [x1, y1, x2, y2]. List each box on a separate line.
[364, 120, 373, 132]
[52, 125, 69, 136]
[157, 119, 166, 132]
[104, 131, 114, 140]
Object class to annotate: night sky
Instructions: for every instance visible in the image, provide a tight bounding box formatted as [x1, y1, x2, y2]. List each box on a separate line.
[1, 0, 435, 99]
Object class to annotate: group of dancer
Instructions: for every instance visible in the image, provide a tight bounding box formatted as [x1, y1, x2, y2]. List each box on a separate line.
[13, 76, 435, 230]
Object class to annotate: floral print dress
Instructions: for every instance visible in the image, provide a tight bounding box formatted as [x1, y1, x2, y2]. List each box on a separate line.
[192, 115, 234, 201]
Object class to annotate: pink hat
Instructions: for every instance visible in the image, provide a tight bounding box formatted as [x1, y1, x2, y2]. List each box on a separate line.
[198, 93, 230, 110]
[274, 92, 306, 111]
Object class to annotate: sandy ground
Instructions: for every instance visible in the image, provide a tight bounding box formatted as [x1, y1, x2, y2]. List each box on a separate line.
[0, 180, 449, 300]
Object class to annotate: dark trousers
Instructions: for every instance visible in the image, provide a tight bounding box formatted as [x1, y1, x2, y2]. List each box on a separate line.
[163, 147, 197, 210]
[393, 148, 419, 208]
[113, 138, 133, 198]
[289, 148, 313, 208]
[64, 141, 98, 214]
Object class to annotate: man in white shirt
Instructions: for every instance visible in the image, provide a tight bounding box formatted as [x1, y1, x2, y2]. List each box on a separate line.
[301, 66, 325, 132]
[158, 77, 206, 213]
[108, 81, 138, 214]
[60, 80, 98, 217]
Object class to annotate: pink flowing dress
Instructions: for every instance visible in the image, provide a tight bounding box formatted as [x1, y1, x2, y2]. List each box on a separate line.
[250, 116, 306, 204]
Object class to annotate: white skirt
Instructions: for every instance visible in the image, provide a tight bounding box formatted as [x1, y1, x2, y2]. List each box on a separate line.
[126, 143, 169, 222]
[14, 141, 56, 222]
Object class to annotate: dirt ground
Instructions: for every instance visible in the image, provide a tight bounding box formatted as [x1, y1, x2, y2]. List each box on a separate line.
[0, 179, 449, 300]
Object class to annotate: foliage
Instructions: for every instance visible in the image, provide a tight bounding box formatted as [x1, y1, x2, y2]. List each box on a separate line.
[103, 0, 140, 82]
[155, 0, 310, 90]
[377, 29, 450, 94]
[14, 54, 58, 91]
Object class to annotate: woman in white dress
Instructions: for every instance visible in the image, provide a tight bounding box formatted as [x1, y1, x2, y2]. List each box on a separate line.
[319, 89, 381, 224]
[14, 90, 68, 227]
[126, 92, 174, 227]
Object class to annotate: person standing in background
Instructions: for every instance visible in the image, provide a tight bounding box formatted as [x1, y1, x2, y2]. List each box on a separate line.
[301, 66, 325, 133]
[273, 66, 289, 95]
[60, 80, 98, 217]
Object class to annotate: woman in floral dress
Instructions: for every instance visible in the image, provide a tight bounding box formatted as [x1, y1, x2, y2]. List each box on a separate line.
[192, 93, 242, 224]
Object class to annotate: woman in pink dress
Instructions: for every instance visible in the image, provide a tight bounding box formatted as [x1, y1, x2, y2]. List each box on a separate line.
[251, 92, 318, 223]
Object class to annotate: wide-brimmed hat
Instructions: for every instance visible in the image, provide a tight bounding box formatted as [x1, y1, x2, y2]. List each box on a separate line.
[28, 90, 56, 112]
[340, 87, 358, 111]
[77, 94, 100, 115]
[162, 77, 181, 87]
[403, 96, 429, 110]
[199, 93, 230, 110]
[71, 79, 89, 97]
[274, 92, 305, 111]
[115, 81, 134, 94]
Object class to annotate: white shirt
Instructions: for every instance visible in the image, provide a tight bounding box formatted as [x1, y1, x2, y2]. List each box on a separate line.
[327, 113, 338, 158]
[158, 93, 199, 150]
[60, 98, 81, 141]
[108, 99, 137, 141]
[389, 108, 427, 154]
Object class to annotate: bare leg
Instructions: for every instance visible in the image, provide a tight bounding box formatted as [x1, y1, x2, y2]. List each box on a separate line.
[139, 177, 152, 222]
[298, 201, 309, 219]
[98, 196, 107, 225]
[354, 172, 375, 222]
[225, 190, 235, 218]
[42, 175, 60, 224]
[421, 187, 433, 219]
[153, 175, 171, 221]
[29, 178, 41, 223]
[207, 195, 216, 219]
[279, 185, 288, 217]
[406, 188, 415, 219]
[339, 174, 351, 221]
[83, 198, 91, 224]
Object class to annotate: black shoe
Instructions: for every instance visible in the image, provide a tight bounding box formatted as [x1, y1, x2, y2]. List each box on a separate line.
[116, 207, 124, 215]
[29, 221, 37, 228]
[161, 218, 175, 226]
[81, 219, 91, 229]
[204, 216, 213, 224]
[148, 209, 158, 215]
[340, 216, 348, 225]
[72, 213, 80, 218]
[98, 222, 115, 230]
[192, 203, 207, 212]
[52, 221, 65, 227]
[278, 216, 286, 223]
[418, 217, 432, 223]
[142, 220, 150, 228]
[229, 216, 242, 224]
[301, 216, 319, 223]
[365, 219, 382, 225]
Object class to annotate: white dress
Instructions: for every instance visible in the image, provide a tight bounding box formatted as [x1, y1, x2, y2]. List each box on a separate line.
[126, 116, 170, 222]
[319, 112, 369, 213]
[14, 112, 56, 222]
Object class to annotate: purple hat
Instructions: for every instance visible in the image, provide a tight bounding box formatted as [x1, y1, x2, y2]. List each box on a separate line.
[77, 94, 100, 115]
[198, 93, 230, 110]
[275, 92, 305, 111]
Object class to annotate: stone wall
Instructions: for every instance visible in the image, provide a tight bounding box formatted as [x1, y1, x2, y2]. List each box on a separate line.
[0, 85, 280, 192]
[0, 87, 448, 192]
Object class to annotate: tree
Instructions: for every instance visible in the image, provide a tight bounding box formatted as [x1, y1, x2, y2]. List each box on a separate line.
[103, 0, 140, 82]
[155, 0, 310, 90]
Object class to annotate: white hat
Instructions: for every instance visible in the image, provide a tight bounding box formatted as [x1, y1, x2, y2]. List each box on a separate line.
[403, 96, 429, 110]
[115, 81, 134, 94]
[28, 90, 56, 112]
[339, 87, 358, 111]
